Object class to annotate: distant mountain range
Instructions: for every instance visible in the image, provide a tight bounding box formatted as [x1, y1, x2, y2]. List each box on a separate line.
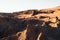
[0, 6, 60, 40]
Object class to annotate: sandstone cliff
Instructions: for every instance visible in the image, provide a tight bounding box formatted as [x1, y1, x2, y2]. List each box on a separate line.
[0, 6, 60, 40]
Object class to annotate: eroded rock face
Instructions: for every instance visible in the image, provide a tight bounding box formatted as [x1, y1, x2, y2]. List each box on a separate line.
[0, 6, 60, 40]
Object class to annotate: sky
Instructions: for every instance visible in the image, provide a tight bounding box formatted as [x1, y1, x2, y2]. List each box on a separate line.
[0, 0, 60, 13]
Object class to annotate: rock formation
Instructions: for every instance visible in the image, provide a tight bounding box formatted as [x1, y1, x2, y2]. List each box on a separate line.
[0, 6, 60, 40]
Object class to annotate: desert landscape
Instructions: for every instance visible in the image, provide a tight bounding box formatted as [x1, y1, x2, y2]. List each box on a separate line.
[0, 6, 60, 40]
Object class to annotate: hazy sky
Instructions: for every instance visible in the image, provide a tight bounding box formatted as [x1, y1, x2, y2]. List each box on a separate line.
[0, 0, 60, 12]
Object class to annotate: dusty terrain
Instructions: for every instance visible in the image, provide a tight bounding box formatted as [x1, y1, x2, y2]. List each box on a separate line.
[0, 6, 60, 40]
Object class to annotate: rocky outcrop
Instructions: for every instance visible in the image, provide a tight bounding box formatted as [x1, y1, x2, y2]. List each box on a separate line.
[0, 6, 60, 40]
